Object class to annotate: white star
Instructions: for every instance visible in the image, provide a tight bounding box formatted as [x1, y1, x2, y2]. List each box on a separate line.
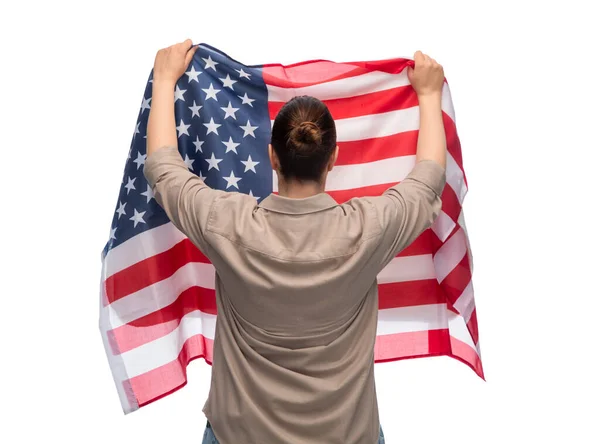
[133, 151, 147, 169]
[202, 55, 218, 71]
[130, 209, 146, 228]
[221, 101, 239, 120]
[174, 84, 187, 102]
[203, 117, 221, 135]
[205, 153, 223, 171]
[223, 171, 242, 189]
[116, 201, 126, 219]
[189, 100, 202, 118]
[134, 122, 141, 136]
[238, 92, 255, 107]
[222, 137, 240, 154]
[176, 119, 191, 137]
[220, 74, 237, 90]
[110, 227, 117, 240]
[236, 68, 251, 79]
[140, 97, 151, 113]
[202, 83, 221, 101]
[248, 190, 260, 201]
[241, 154, 259, 173]
[141, 184, 154, 203]
[125, 177, 136, 194]
[240, 120, 258, 138]
[193, 136, 204, 153]
[183, 154, 195, 170]
[185, 65, 202, 83]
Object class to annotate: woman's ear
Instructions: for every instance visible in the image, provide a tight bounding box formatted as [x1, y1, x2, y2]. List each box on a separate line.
[268, 144, 279, 171]
[327, 146, 339, 172]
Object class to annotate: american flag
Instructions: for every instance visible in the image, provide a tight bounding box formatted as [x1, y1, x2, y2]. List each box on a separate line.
[100, 43, 483, 414]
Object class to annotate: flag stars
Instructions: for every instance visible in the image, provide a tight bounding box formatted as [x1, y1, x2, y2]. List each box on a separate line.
[133, 151, 147, 170]
[193, 136, 204, 153]
[202, 55, 219, 71]
[248, 190, 260, 201]
[241, 154, 259, 173]
[130, 209, 146, 228]
[176, 119, 191, 137]
[174, 85, 187, 102]
[189, 100, 202, 118]
[222, 137, 240, 154]
[223, 171, 242, 189]
[134, 122, 141, 137]
[236, 68, 251, 79]
[125, 177, 136, 194]
[221, 101, 239, 120]
[183, 154, 195, 170]
[202, 83, 221, 101]
[238, 92, 255, 107]
[205, 153, 223, 171]
[220, 74, 237, 90]
[140, 97, 151, 113]
[204, 117, 221, 135]
[141, 184, 154, 203]
[185, 65, 202, 83]
[110, 227, 117, 240]
[116, 201, 126, 219]
[240, 120, 258, 138]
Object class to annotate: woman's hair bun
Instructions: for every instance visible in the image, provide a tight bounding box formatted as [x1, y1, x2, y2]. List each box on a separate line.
[289, 121, 322, 146]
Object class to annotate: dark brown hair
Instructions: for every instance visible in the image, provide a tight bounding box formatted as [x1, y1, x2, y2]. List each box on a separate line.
[270, 96, 337, 182]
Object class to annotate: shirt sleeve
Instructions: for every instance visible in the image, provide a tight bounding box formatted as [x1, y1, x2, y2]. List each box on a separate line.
[368, 159, 447, 269]
[143, 145, 229, 253]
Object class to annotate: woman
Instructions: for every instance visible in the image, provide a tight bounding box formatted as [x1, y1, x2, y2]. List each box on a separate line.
[144, 40, 447, 444]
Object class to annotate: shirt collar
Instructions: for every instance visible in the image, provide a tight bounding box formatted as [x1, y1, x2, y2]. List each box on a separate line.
[258, 192, 338, 215]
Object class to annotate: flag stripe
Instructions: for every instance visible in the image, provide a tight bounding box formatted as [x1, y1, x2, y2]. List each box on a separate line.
[268, 84, 419, 121]
[124, 310, 482, 410]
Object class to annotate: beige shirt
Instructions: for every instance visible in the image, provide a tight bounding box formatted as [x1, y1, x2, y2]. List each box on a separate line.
[144, 146, 446, 444]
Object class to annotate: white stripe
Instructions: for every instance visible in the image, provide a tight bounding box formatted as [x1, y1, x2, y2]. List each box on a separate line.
[448, 310, 479, 357]
[376, 304, 448, 335]
[377, 254, 435, 283]
[453, 280, 475, 321]
[273, 152, 464, 198]
[103, 262, 215, 329]
[102, 223, 186, 278]
[433, 228, 468, 282]
[121, 310, 217, 378]
[266, 70, 411, 103]
[446, 152, 467, 202]
[431, 211, 456, 242]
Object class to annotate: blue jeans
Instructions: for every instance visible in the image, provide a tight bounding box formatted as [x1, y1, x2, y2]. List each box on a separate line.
[202, 421, 385, 443]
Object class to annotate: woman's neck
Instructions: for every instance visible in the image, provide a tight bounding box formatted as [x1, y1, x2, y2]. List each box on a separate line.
[277, 177, 325, 198]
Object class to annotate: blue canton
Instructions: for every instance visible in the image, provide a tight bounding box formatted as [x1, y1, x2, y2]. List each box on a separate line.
[103, 45, 272, 258]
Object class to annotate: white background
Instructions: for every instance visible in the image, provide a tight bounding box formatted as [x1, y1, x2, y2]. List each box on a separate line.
[1, 0, 599, 443]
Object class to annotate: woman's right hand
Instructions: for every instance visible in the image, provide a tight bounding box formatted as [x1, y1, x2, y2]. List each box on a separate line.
[407, 51, 445, 97]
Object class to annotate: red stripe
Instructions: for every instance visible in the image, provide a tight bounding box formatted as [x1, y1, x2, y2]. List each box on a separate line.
[440, 252, 472, 307]
[377, 279, 444, 309]
[268, 84, 418, 121]
[108, 286, 217, 354]
[335, 131, 419, 166]
[262, 58, 413, 88]
[466, 307, 480, 346]
[449, 335, 484, 380]
[104, 239, 209, 304]
[443, 112, 466, 183]
[128, 335, 215, 408]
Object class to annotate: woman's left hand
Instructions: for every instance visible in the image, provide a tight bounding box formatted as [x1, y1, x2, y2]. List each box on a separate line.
[152, 39, 198, 86]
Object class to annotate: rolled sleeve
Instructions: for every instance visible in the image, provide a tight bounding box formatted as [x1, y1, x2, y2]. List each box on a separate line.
[369, 160, 447, 268]
[143, 145, 226, 253]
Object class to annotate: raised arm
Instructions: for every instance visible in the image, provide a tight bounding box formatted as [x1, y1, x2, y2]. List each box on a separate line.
[367, 51, 448, 268]
[143, 40, 229, 253]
